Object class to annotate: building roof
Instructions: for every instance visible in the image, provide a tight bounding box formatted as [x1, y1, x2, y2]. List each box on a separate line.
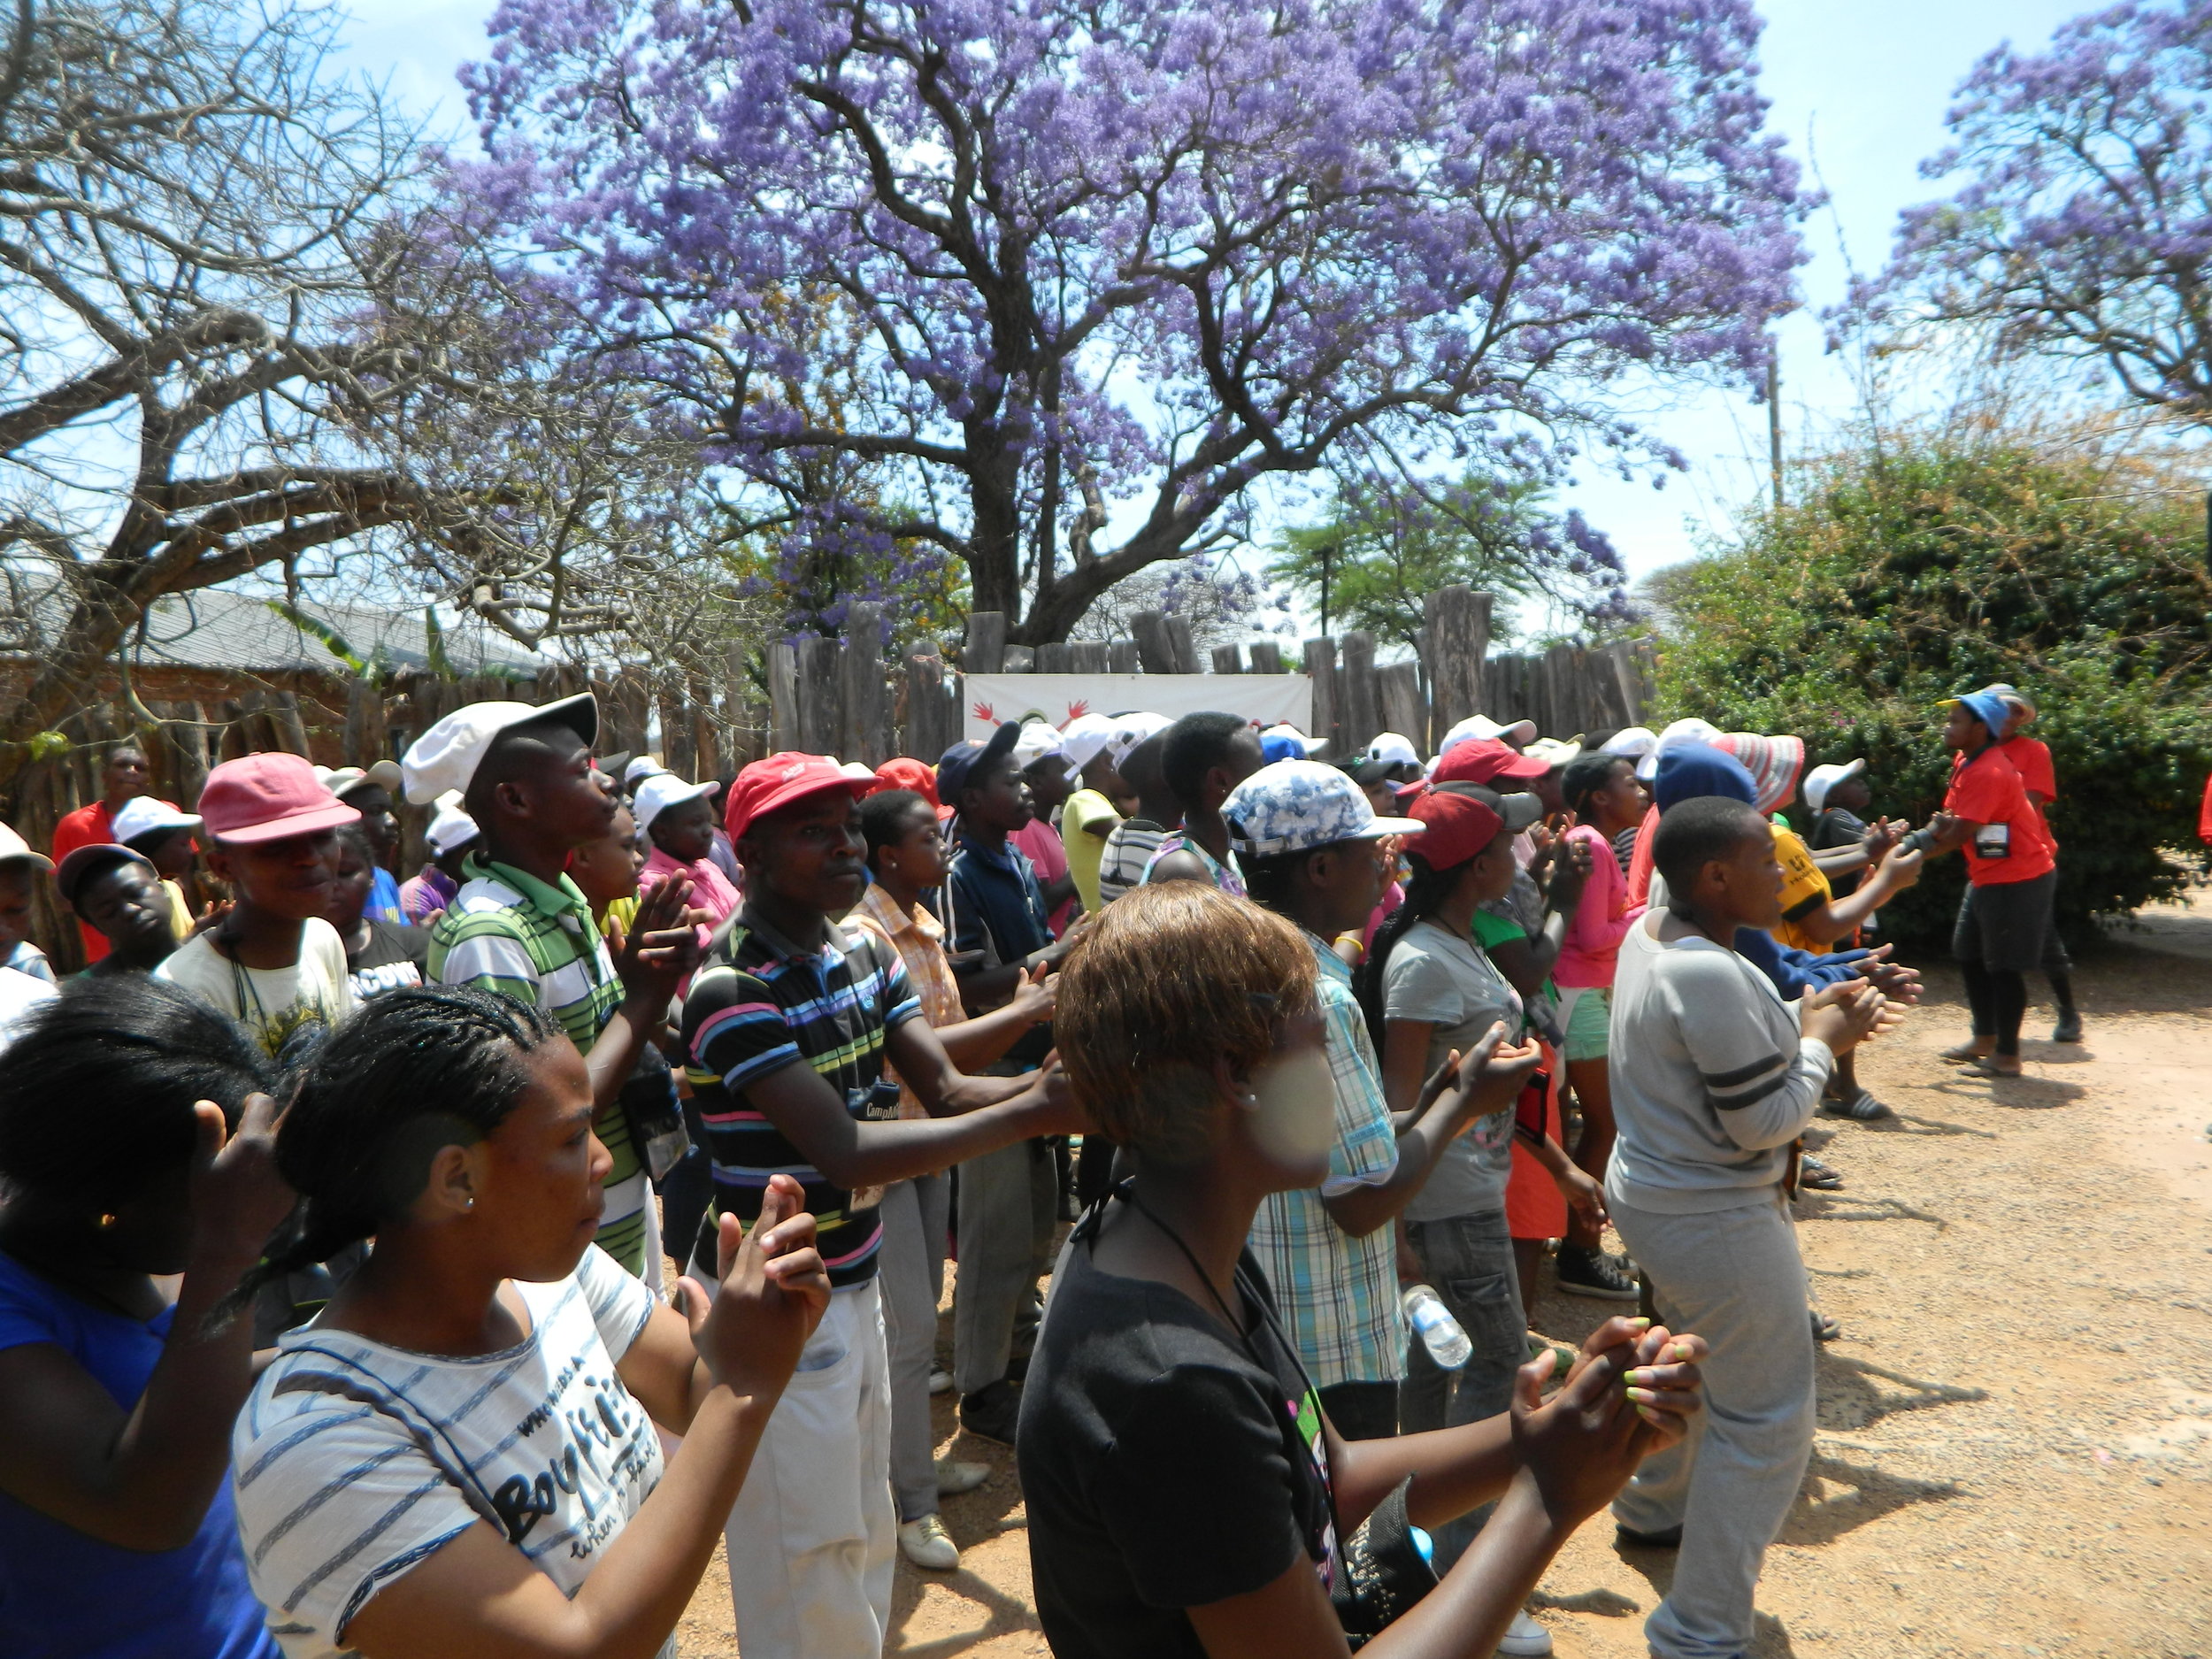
[4, 578, 541, 680]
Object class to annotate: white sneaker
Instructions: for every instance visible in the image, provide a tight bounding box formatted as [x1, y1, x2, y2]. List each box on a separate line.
[934, 1456, 991, 1496]
[1496, 1609, 1553, 1656]
[928, 1368, 954, 1395]
[898, 1513, 960, 1571]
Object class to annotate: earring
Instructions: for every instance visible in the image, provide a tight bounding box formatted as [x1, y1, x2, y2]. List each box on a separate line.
[463, 1196, 475, 1211]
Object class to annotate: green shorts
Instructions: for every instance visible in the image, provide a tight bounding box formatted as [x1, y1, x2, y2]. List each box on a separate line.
[1558, 985, 1610, 1063]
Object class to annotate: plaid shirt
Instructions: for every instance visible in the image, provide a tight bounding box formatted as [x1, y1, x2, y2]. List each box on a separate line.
[1247, 931, 1405, 1388]
[428, 856, 651, 1278]
[850, 880, 959, 1120]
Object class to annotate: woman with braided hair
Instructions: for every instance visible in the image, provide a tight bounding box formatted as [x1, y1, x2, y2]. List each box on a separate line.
[228, 984, 833, 1659]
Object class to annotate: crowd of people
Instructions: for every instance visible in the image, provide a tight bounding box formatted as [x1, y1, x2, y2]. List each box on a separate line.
[0, 675, 2081, 1659]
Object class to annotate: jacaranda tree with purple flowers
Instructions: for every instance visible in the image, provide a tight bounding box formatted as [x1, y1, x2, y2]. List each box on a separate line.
[459, 0, 1807, 644]
[1873, 2, 2212, 419]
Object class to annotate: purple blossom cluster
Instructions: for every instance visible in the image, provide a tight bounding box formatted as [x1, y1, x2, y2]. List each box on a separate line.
[1860, 1, 2212, 414]
[457, 0, 1808, 639]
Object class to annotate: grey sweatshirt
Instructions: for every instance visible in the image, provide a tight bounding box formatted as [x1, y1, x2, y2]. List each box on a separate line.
[1604, 914, 1834, 1215]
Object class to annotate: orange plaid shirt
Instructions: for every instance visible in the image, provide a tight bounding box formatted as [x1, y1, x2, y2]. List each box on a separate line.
[851, 880, 963, 1120]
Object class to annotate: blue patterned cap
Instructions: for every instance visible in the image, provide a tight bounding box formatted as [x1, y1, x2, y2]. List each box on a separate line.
[1225, 759, 1426, 858]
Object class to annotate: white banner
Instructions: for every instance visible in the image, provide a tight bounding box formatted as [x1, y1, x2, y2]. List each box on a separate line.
[962, 673, 1313, 743]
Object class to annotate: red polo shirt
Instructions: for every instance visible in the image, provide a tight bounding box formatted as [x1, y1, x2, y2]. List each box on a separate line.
[50, 799, 120, 961]
[1945, 747, 2055, 887]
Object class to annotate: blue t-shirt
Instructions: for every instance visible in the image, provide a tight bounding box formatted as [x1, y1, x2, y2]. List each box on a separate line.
[365, 865, 403, 928]
[0, 1250, 277, 1659]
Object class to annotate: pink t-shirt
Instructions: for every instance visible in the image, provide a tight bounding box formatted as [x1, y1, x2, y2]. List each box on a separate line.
[641, 845, 743, 949]
[1010, 817, 1076, 938]
[1555, 823, 1641, 989]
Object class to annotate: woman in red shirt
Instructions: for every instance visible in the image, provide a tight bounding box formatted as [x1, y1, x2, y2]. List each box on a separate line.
[1921, 694, 2056, 1078]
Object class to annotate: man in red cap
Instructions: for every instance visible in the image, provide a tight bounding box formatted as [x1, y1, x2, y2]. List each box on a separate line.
[682, 752, 1087, 1659]
[153, 753, 361, 1055]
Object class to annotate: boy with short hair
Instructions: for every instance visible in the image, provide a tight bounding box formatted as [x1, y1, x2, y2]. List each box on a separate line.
[681, 752, 1085, 1659]
[155, 754, 358, 1055]
[58, 845, 179, 976]
[1608, 795, 1893, 1659]
[406, 694, 705, 1279]
[1145, 710, 1264, 893]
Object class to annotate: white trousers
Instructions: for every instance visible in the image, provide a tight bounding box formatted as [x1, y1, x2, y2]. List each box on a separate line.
[720, 1279, 897, 1659]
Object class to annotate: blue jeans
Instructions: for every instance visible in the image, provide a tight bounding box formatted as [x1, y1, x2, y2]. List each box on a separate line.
[1398, 1210, 1524, 1567]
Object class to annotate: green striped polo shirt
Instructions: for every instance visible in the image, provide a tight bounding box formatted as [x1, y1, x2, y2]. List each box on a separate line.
[427, 855, 652, 1277]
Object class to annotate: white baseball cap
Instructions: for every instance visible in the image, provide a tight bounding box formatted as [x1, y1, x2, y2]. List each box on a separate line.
[1105, 711, 1173, 770]
[401, 693, 598, 806]
[623, 754, 667, 788]
[316, 760, 404, 801]
[0, 822, 53, 873]
[633, 772, 720, 830]
[1059, 711, 1120, 781]
[1803, 758, 1867, 813]
[1265, 723, 1331, 757]
[1635, 717, 1724, 781]
[1524, 735, 1583, 770]
[111, 796, 202, 847]
[1365, 732, 1421, 768]
[426, 800, 481, 856]
[1437, 713, 1538, 753]
[1012, 719, 1068, 771]
[1600, 726, 1658, 759]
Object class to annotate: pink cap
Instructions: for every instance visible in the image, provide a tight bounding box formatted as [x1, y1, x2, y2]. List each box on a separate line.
[198, 753, 360, 846]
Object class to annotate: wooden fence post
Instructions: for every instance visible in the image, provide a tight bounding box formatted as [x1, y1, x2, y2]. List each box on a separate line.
[1248, 641, 1283, 674]
[1378, 660, 1425, 749]
[906, 653, 950, 761]
[1304, 637, 1340, 756]
[1164, 616, 1199, 674]
[1002, 644, 1035, 673]
[1424, 586, 1491, 730]
[768, 642, 799, 752]
[657, 680, 695, 778]
[1338, 630, 1380, 754]
[964, 611, 1008, 673]
[1036, 641, 1071, 673]
[1131, 611, 1178, 672]
[794, 635, 842, 756]
[1210, 643, 1244, 674]
[1108, 640, 1141, 673]
[1069, 641, 1110, 674]
[840, 602, 889, 766]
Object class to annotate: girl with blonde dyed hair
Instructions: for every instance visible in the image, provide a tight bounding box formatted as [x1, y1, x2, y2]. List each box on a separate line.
[1018, 882, 1712, 1659]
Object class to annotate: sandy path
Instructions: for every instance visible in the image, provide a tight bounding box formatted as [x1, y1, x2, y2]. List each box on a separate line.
[673, 924, 2212, 1659]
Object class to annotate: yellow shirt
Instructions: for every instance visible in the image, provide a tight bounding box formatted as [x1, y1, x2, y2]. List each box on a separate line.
[1769, 824, 1832, 955]
[160, 878, 193, 941]
[1060, 787, 1120, 914]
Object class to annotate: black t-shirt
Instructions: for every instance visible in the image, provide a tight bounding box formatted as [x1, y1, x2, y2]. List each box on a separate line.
[345, 918, 426, 1001]
[1017, 1219, 1340, 1659]
[1810, 807, 1870, 899]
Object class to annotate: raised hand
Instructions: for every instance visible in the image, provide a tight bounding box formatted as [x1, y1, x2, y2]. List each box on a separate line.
[683, 1174, 830, 1403]
[1009, 960, 1056, 1025]
[189, 1091, 295, 1265]
[1546, 833, 1594, 913]
[1463, 1031, 1543, 1112]
[615, 872, 709, 1002]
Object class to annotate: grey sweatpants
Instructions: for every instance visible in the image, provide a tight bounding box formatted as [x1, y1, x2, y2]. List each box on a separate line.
[878, 1173, 949, 1521]
[1609, 1190, 1815, 1659]
[951, 1137, 1056, 1395]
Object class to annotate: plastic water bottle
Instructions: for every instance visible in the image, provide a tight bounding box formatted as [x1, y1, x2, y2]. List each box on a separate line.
[1402, 1284, 1471, 1370]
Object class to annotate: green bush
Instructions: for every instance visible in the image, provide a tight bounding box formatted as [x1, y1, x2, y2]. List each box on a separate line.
[1651, 433, 2212, 949]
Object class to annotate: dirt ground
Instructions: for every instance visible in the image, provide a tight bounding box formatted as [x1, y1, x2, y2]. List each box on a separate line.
[675, 902, 2212, 1659]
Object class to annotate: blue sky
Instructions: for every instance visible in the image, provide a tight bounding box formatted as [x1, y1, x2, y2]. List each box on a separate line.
[333, 0, 2093, 603]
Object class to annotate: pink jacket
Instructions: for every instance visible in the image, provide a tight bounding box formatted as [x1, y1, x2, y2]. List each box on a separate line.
[641, 846, 743, 952]
[1555, 823, 1643, 990]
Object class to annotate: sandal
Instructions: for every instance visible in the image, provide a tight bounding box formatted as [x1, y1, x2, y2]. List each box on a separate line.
[1796, 1157, 1846, 1192]
[1964, 1056, 2023, 1079]
[1820, 1087, 1894, 1122]
[1810, 1310, 1842, 1343]
[1939, 1041, 1993, 1064]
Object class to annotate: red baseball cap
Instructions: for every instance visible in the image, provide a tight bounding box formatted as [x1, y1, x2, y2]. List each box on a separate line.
[726, 753, 872, 839]
[198, 754, 360, 846]
[1427, 738, 1549, 787]
[1405, 783, 1540, 867]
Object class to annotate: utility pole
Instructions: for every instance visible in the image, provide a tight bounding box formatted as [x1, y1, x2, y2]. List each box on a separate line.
[1767, 348, 1784, 518]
